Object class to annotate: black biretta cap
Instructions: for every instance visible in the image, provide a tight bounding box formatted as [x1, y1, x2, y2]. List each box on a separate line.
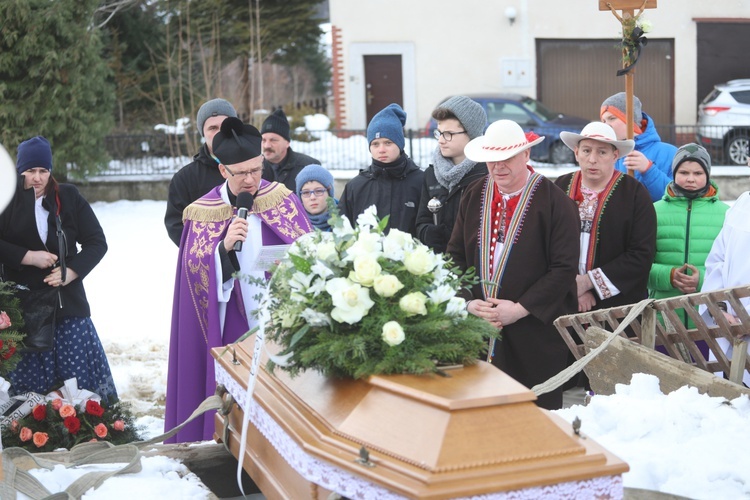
[212, 117, 262, 166]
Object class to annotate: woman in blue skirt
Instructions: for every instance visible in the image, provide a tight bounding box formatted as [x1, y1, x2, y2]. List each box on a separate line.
[0, 136, 117, 403]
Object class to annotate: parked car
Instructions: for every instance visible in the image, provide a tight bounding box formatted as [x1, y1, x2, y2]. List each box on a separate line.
[697, 79, 750, 166]
[425, 93, 589, 164]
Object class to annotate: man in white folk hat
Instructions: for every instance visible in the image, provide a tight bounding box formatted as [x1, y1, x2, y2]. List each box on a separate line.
[555, 122, 656, 315]
[447, 120, 580, 410]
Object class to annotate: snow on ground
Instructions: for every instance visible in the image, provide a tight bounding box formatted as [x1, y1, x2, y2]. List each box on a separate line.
[7, 194, 750, 498]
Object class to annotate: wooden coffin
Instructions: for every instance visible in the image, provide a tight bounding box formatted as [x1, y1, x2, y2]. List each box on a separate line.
[211, 337, 628, 499]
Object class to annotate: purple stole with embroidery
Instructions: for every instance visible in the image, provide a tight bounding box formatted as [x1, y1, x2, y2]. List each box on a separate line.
[179, 180, 313, 342]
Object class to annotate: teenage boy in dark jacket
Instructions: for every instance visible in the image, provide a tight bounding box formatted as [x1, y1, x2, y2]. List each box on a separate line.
[339, 103, 424, 236]
[416, 96, 488, 253]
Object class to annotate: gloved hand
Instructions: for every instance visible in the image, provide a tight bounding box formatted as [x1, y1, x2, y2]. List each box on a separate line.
[423, 224, 451, 253]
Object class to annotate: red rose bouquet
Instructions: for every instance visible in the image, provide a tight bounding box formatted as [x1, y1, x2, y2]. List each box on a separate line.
[1, 398, 142, 452]
[0, 280, 25, 375]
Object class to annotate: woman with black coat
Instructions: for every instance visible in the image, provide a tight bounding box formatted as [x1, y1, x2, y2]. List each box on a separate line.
[0, 136, 117, 403]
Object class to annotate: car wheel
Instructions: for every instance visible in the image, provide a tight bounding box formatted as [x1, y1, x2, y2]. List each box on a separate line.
[549, 141, 575, 165]
[725, 133, 749, 166]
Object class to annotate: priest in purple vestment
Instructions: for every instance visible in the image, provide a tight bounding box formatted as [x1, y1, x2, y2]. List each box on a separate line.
[165, 117, 313, 442]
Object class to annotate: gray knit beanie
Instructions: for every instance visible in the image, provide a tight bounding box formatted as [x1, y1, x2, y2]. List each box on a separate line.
[196, 98, 237, 137]
[672, 143, 711, 178]
[600, 92, 643, 125]
[433, 96, 487, 140]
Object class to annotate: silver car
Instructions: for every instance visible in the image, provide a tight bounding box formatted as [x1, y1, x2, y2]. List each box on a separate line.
[697, 79, 750, 166]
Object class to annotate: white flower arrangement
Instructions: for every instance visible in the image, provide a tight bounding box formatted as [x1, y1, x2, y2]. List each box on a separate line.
[262, 205, 497, 379]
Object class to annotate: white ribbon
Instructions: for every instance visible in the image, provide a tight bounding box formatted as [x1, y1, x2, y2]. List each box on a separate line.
[0, 376, 10, 405]
[47, 377, 101, 406]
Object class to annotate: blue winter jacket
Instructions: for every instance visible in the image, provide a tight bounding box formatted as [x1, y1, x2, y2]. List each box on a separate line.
[614, 112, 677, 202]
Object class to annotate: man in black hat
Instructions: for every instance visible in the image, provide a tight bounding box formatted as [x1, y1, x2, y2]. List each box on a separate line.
[164, 98, 238, 246]
[260, 108, 320, 192]
[165, 116, 313, 443]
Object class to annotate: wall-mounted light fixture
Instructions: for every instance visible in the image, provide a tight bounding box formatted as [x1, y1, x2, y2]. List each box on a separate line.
[504, 6, 517, 26]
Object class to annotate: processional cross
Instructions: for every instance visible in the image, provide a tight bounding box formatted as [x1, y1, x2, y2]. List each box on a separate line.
[599, 0, 657, 175]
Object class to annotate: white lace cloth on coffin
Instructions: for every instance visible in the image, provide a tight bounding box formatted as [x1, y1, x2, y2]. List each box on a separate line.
[214, 362, 624, 500]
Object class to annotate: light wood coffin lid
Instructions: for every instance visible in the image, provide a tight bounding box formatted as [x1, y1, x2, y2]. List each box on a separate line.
[212, 337, 628, 498]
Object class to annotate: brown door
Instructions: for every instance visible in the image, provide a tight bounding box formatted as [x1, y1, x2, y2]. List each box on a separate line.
[364, 55, 403, 123]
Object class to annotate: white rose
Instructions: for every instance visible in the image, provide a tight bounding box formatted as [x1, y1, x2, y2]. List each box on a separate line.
[373, 274, 404, 297]
[349, 255, 382, 287]
[399, 292, 428, 316]
[403, 245, 439, 276]
[344, 231, 382, 261]
[316, 241, 338, 262]
[325, 277, 375, 324]
[382, 321, 405, 346]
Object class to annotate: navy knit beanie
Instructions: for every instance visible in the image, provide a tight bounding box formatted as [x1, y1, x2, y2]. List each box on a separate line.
[196, 98, 237, 138]
[17, 136, 53, 174]
[367, 103, 407, 150]
[295, 164, 335, 198]
[261, 108, 291, 142]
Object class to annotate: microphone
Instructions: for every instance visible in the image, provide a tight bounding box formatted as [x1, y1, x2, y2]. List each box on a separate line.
[233, 191, 255, 252]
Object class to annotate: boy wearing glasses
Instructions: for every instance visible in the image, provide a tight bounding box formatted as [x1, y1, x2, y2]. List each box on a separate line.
[416, 96, 488, 253]
[295, 164, 337, 231]
[165, 117, 313, 443]
[338, 103, 424, 235]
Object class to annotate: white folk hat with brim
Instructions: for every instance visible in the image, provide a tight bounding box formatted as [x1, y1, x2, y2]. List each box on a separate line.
[560, 122, 635, 156]
[464, 120, 544, 162]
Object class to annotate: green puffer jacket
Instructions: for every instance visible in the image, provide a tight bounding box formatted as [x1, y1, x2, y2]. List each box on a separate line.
[648, 181, 729, 327]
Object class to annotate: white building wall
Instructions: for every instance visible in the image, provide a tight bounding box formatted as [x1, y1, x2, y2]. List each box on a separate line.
[330, 0, 749, 128]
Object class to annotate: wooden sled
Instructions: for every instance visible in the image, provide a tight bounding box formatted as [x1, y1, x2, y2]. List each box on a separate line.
[554, 285, 750, 398]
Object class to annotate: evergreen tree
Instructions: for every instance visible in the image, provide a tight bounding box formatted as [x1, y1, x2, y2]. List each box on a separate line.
[103, 0, 168, 132]
[0, 0, 115, 179]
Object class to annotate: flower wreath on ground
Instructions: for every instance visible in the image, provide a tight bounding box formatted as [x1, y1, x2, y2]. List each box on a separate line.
[0, 280, 26, 376]
[254, 204, 498, 379]
[1, 379, 142, 452]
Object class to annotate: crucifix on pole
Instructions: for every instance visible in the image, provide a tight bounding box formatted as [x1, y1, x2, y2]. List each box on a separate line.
[599, 0, 657, 175]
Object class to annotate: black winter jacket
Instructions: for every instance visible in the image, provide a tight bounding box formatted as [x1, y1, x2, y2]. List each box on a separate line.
[415, 163, 488, 253]
[338, 154, 424, 236]
[0, 176, 107, 318]
[262, 147, 321, 193]
[164, 144, 225, 246]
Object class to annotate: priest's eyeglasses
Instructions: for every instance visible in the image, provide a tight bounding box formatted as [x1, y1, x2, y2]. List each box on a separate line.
[433, 129, 467, 142]
[223, 165, 263, 178]
[300, 188, 328, 199]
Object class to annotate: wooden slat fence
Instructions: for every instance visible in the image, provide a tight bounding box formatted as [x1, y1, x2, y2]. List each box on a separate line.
[554, 285, 750, 386]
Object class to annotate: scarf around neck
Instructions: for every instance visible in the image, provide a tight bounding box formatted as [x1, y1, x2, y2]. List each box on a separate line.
[668, 181, 711, 200]
[371, 152, 409, 179]
[307, 210, 331, 231]
[431, 146, 477, 192]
